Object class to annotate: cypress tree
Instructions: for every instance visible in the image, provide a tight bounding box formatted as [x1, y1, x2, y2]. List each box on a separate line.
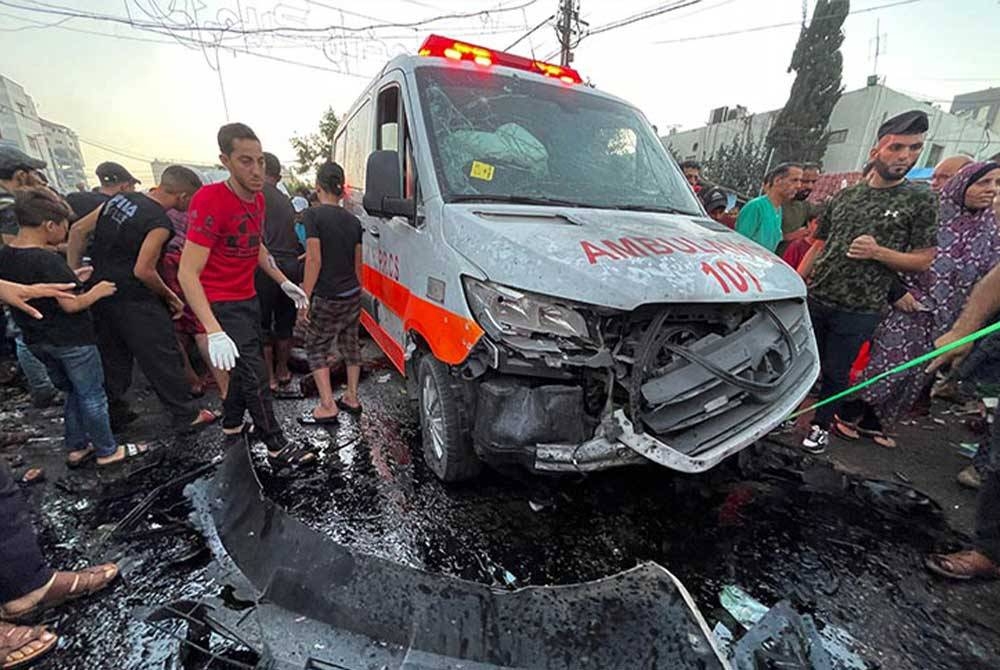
[766, 0, 849, 164]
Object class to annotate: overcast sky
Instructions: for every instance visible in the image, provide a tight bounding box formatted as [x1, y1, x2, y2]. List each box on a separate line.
[2, 0, 998, 184]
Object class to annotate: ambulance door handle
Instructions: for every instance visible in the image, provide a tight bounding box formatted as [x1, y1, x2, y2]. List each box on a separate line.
[368, 227, 381, 238]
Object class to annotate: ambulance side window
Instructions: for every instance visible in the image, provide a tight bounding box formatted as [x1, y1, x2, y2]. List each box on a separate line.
[340, 99, 372, 192]
[377, 85, 415, 200]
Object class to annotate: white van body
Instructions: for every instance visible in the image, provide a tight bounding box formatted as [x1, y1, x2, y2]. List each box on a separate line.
[333, 44, 819, 481]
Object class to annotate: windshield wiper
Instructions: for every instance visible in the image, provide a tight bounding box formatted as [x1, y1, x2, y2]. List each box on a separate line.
[613, 203, 701, 216]
[449, 194, 595, 208]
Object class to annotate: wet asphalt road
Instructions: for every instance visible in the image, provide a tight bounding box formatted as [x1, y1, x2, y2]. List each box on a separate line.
[3, 343, 999, 670]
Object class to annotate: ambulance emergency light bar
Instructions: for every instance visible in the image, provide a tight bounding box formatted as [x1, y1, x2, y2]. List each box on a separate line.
[418, 34, 583, 85]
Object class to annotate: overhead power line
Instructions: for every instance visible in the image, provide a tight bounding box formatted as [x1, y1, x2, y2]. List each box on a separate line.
[652, 0, 922, 45]
[588, 0, 702, 37]
[0, 0, 540, 36]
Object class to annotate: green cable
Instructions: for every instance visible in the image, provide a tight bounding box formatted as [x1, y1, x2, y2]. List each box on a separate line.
[789, 319, 1000, 420]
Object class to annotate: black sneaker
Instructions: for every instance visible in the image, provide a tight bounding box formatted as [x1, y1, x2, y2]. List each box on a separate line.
[801, 424, 829, 454]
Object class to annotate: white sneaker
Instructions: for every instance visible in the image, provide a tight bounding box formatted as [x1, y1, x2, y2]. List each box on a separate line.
[957, 465, 982, 490]
[801, 424, 829, 454]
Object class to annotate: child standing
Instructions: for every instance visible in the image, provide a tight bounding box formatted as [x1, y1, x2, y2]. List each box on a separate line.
[0, 191, 146, 468]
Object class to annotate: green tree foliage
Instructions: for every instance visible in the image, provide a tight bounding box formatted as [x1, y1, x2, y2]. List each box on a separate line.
[766, 0, 849, 164]
[290, 107, 340, 174]
[703, 131, 771, 199]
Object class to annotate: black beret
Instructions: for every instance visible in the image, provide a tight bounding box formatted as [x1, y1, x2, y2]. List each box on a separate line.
[877, 110, 929, 140]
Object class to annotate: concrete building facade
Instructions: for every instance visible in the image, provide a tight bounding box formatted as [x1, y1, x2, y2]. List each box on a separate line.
[664, 83, 1000, 174]
[150, 160, 229, 186]
[951, 87, 1000, 134]
[0, 74, 88, 192]
[41, 119, 87, 192]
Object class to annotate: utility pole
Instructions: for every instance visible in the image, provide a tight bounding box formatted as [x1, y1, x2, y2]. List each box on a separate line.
[869, 18, 887, 81]
[557, 0, 578, 67]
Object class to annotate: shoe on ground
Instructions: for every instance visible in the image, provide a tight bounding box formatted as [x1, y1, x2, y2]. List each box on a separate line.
[957, 465, 982, 490]
[801, 424, 829, 454]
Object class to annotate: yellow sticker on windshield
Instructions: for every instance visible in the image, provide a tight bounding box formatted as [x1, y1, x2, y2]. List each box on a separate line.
[470, 161, 495, 181]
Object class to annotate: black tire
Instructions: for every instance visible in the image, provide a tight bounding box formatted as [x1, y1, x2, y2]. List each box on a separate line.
[417, 355, 481, 482]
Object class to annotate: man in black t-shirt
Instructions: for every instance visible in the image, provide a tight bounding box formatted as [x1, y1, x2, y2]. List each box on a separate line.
[65, 161, 141, 226]
[67, 165, 218, 433]
[297, 162, 364, 425]
[256, 153, 303, 391]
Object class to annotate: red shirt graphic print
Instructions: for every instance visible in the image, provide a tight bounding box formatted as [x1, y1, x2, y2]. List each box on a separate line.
[186, 182, 264, 302]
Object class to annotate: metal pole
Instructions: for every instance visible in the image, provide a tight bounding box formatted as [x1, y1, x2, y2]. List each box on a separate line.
[558, 0, 574, 67]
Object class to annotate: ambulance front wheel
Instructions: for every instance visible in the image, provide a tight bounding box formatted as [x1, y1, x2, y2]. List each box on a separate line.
[417, 356, 482, 482]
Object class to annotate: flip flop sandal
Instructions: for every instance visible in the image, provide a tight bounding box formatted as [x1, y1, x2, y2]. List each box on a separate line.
[17, 468, 45, 487]
[336, 398, 363, 416]
[925, 552, 1000, 581]
[267, 444, 318, 469]
[0, 623, 57, 669]
[1, 564, 119, 622]
[66, 446, 96, 469]
[831, 418, 860, 441]
[182, 409, 221, 434]
[297, 410, 340, 426]
[97, 443, 149, 470]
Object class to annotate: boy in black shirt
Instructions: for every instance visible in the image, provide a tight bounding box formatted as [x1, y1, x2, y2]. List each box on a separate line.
[298, 162, 363, 425]
[0, 191, 146, 468]
[66, 165, 218, 433]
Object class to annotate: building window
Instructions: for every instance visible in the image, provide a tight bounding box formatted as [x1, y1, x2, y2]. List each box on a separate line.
[27, 137, 39, 152]
[827, 129, 848, 144]
[692, 142, 699, 152]
[925, 143, 944, 168]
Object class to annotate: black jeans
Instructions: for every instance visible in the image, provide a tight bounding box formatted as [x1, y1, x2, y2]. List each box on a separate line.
[808, 299, 882, 427]
[977, 417, 1000, 562]
[215, 299, 285, 451]
[255, 257, 300, 341]
[93, 297, 199, 429]
[0, 460, 53, 603]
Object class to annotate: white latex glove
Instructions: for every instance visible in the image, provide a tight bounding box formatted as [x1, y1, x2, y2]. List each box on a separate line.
[207, 331, 240, 371]
[281, 281, 309, 310]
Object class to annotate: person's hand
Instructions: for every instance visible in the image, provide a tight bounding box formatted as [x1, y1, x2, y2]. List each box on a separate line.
[894, 292, 929, 313]
[0, 281, 77, 319]
[281, 281, 309, 310]
[207, 331, 240, 371]
[927, 329, 974, 374]
[166, 292, 185, 320]
[74, 266, 93, 283]
[297, 307, 310, 327]
[847, 234, 881, 260]
[92, 280, 117, 299]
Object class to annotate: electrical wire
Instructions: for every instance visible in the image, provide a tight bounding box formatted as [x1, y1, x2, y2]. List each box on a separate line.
[652, 0, 922, 45]
[587, 0, 702, 37]
[0, 0, 540, 36]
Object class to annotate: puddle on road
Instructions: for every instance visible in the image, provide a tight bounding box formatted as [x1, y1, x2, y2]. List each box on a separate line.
[24, 379, 1000, 670]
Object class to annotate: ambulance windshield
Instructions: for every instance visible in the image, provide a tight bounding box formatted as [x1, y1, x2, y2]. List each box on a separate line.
[415, 66, 702, 215]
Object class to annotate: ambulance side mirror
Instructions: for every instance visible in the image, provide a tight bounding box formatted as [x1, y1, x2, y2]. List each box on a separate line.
[363, 150, 414, 219]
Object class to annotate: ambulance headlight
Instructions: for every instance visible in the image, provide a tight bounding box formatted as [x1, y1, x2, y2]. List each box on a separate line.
[462, 278, 590, 340]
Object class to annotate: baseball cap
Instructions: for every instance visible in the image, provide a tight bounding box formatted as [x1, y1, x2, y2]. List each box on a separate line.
[291, 196, 309, 213]
[702, 187, 728, 213]
[96, 161, 141, 185]
[0, 144, 46, 173]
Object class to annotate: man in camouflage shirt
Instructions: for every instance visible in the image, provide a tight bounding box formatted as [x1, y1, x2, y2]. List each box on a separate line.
[797, 110, 938, 454]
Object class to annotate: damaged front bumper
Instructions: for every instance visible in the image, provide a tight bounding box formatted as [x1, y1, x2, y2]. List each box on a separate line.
[470, 299, 819, 474]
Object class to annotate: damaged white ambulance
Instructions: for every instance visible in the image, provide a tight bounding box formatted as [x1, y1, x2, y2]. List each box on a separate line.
[333, 35, 820, 481]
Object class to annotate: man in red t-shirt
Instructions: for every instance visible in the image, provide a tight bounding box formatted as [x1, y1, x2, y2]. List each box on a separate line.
[179, 122, 314, 468]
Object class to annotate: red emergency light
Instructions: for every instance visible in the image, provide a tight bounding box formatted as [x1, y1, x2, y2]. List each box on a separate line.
[418, 34, 583, 85]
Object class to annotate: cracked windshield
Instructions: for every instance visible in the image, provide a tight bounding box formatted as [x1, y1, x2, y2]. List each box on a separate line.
[416, 67, 702, 214]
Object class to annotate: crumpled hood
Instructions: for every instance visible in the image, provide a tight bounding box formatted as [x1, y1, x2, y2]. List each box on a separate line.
[443, 205, 806, 311]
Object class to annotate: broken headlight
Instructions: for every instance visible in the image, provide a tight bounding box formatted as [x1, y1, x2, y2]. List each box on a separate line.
[462, 277, 590, 340]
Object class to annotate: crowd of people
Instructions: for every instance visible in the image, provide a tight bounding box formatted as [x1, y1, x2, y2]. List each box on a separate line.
[0, 121, 364, 666]
[694, 110, 1000, 582]
[1, 105, 1000, 664]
